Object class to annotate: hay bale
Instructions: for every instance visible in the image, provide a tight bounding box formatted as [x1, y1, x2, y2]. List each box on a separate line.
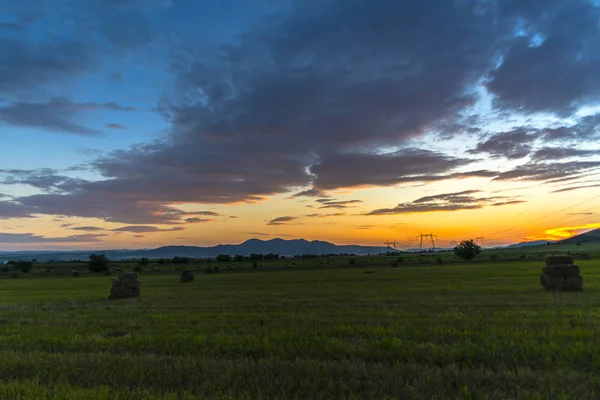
[108, 274, 140, 299]
[545, 255, 573, 267]
[542, 265, 580, 277]
[180, 271, 194, 283]
[119, 272, 138, 280]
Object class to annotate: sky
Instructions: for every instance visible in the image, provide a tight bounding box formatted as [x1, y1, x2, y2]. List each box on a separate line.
[1, 0, 600, 251]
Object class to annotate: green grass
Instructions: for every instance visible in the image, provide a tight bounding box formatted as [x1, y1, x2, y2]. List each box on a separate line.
[0, 257, 600, 399]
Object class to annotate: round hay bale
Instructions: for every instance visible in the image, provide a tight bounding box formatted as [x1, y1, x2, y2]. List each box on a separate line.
[545, 255, 573, 267]
[540, 273, 554, 289]
[180, 271, 194, 283]
[545, 265, 580, 278]
[118, 272, 138, 281]
[566, 276, 584, 290]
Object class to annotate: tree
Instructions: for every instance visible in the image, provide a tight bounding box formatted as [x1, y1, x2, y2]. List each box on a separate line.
[453, 240, 481, 261]
[88, 253, 110, 272]
[17, 261, 33, 274]
[172, 256, 190, 264]
[139, 257, 150, 266]
[216, 254, 232, 262]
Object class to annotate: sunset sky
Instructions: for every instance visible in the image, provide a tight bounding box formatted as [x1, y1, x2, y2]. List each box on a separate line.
[1, 0, 600, 251]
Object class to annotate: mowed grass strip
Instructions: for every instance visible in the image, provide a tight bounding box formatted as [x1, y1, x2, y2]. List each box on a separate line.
[0, 260, 598, 399]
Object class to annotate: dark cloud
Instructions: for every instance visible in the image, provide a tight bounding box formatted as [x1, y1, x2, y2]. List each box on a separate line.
[0, 99, 133, 135]
[531, 147, 600, 161]
[0, 37, 92, 96]
[494, 161, 600, 182]
[317, 200, 362, 210]
[488, 0, 600, 115]
[311, 149, 483, 190]
[21, 0, 502, 221]
[110, 226, 185, 233]
[291, 189, 328, 198]
[267, 216, 297, 226]
[1, 169, 87, 193]
[71, 226, 105, 231]
[184, 217, 211, 223]
[0, 233, 107, 243]
[0, 201, 35, 219]
[468, 129, 539, 159]
[551, 184, 600, 193]
[368, 190, 522, 216]
[5, 0, 600, 225]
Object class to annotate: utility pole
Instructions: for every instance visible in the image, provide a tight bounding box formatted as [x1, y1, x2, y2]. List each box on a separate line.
[416, 233, 437, 252]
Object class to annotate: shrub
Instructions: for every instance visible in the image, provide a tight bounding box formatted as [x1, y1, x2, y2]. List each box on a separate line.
[88, 254, 110, 273]
[72, 270, 79, 278]
[390, 261, 398, 267]
[397, 257, 404, 264]
[9, 272, 19, 278]
[216, 254, 232, 262]
[436, 257, 443, 265]
[139, 257, 150, 266]
[489, 254, 498, 261]
[213, 266, 220, 273]
[2, 266, 8, 274]
[17, 261, 33, 274]
[453, 240, 482, 261]
[205, 267, 213, 274]
[133, 265, 142, 272]
[348, 259, 356, 265]
[252, 261, 258, 269]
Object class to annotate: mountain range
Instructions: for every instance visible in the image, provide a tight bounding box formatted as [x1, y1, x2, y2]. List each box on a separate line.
[0, 238, 391, 262]
[1, 229, 598, 262]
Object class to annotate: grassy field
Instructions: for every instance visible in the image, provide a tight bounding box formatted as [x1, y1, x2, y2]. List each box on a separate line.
[0, 253, 599, 399]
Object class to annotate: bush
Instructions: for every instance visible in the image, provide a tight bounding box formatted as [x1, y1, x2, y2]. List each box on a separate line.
[17, 261, 33, 274]
[453, 240, 482, 261]
[252, 261, 258, 269]
[390, 261, 398, 267]
[2, 266, 8, 274]
[397, 257, 404, 264]
[216, 254, 232, 262]
[213, 266, 220, 273]
[88, 254, 110, 273]
[133, 265, 141, 272]
[205, 267, 213, 274]
[489, 254, 498, 261]
[436, 257, 443, 265]
[348, 259, 356, 265]
[139, 257, 149, 266]
[72, 270, 79, 278]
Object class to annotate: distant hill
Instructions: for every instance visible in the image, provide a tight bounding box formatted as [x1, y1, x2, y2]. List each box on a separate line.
[506, 240, 555, 249]
[556, 229, 600, 245]
[0, 238, 390, 262]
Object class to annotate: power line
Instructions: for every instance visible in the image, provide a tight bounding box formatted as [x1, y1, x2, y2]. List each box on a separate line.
[486, 193, 600, 240]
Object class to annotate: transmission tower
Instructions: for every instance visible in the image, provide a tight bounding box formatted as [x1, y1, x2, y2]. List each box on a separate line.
[416, 233, 437, 251]
[475, 236, 485, 248]
[384, 240, 398, 250]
